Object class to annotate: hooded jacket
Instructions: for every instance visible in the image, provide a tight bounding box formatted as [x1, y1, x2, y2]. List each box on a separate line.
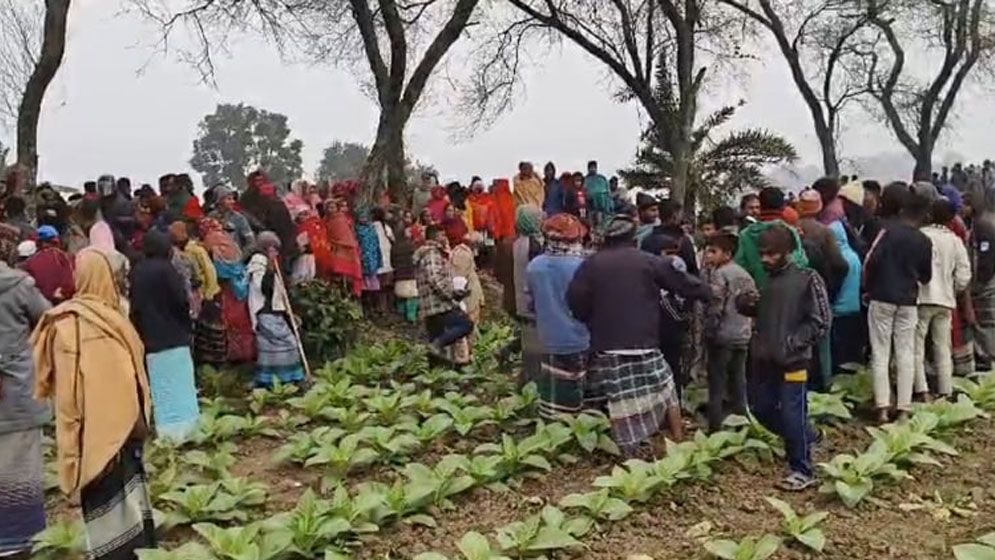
[0, 265, 51, 434]
[830, 221, 862, 315]
[735, 219, 809, 291]
[740, 261, 831, 372]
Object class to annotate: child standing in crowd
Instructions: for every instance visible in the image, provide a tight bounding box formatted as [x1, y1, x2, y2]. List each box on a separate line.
[355, 208, 384, 312]
[702, 232, 757, 432]
[391, 225, 419, 323]
[737, 225, 830, 491]
[864, 183, 932, 423]
[372, 207, 395, 312]
[916, 198, 971, 400]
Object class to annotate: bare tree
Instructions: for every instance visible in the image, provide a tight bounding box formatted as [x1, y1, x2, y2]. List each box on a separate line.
[856, 0, 993, 180]
[133, 0, 481, 202]
[716, 0, 869, 177]
[474, 0, 742, 205]
[0, 0, 71, 191]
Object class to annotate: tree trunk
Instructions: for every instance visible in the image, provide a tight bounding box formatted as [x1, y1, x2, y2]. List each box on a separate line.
[816, 124, 840, 178]
[15, 0, 71, 191]
[913, 143, 933, 182]
[360, 105, 409, 204]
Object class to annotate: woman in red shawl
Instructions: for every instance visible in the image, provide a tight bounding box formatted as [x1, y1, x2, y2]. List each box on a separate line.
[426, 186, 450, 224]
[299, 209, 335, 280]
[442, 205, 469, 249]
[325, 199, 364, 296]
[190, 218, 255, 363]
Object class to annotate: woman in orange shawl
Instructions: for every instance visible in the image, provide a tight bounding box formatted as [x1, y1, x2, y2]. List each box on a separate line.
[299, 209, 335, 280]
[491, 179, 517, 314]
[325, 199, 363, 296]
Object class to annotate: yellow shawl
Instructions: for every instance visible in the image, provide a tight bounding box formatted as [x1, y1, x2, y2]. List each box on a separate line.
[32, 249, 151, 499]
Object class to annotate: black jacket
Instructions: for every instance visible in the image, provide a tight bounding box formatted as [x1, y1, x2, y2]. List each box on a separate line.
[739, 261, 831, 372]
[130, 238, 192, 353]
[646, 224, 700, 276]
[865, 219, 932, 306]
[567, 245, 712, 353]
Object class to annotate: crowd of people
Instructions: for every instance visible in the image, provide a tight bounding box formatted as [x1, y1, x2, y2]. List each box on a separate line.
[0, 156, 992, 559]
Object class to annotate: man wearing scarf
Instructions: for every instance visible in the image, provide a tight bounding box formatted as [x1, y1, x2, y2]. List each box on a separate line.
[527, 213, 589, 417]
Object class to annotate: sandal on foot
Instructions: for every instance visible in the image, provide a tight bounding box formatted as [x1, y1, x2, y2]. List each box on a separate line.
[777, 472, 816, 492]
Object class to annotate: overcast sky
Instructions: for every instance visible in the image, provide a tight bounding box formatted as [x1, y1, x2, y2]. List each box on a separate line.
[3, 0, 995, 190]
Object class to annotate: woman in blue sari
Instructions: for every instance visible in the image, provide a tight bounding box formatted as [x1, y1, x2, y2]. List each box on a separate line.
[130, 230, 200, 441]
[248, 232, 306, 388]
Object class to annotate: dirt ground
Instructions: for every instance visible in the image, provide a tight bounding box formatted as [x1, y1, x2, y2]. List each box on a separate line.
[40, 293, 995, 559]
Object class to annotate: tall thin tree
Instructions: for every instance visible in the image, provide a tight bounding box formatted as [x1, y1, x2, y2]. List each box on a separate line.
[133, 0, 481, 202]
[0, 0, 71, 191]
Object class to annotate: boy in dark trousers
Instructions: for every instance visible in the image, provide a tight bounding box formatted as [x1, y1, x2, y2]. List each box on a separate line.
[702, 232, 758, 432]
[737, 225, 831, 491]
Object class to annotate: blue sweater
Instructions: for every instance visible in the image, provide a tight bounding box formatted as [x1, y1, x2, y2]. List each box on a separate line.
[526, 253, 590, 354]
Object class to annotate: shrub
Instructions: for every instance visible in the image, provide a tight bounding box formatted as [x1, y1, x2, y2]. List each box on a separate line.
[290, 280, 363, 363]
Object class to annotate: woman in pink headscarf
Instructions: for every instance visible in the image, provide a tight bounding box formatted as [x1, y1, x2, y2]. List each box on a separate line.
[85, 221, 130, 308]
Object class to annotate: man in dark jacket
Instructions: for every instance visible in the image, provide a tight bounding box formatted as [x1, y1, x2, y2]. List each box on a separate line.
[864, 183, 932, 423]
[737, 224, 830, 491]
[567, 215, 712, 454]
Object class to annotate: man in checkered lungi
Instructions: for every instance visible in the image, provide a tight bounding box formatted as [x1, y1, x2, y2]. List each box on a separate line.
[566, 214, 713, 456]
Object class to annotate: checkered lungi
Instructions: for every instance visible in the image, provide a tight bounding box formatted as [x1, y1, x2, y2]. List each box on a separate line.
[585, 349, 678, 452]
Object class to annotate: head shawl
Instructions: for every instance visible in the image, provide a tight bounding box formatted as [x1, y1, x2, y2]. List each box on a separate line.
[542, 213, 586, 242]
[515, 204, 543, 237]
[257, 230, 282, 253]
[88, 221, 116, 253]
[796, 189, 823, 218]
[75, 249, 122, 310]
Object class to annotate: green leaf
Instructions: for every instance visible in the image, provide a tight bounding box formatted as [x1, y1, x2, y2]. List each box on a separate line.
[704, 539, 740, 559]
[457, 532, 497, 560]
[763, 496, 795, 521]
[521, 455, 552, 471]
[978, 533, 995, 548]
[953, 543, 995, 560]
[527, 526, 583, 551]
[753, 534, 782, 559]
[405, 514, 438, 528]
[796, 529, 826, 552]
[835, 479, 873, 508]
[412, 554, 451, 560]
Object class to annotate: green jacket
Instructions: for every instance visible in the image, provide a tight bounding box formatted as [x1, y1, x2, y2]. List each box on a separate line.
[735, 220, 809, 291]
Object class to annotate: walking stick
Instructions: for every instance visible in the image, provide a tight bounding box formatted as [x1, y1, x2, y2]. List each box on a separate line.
[272, 257, 313, 383]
